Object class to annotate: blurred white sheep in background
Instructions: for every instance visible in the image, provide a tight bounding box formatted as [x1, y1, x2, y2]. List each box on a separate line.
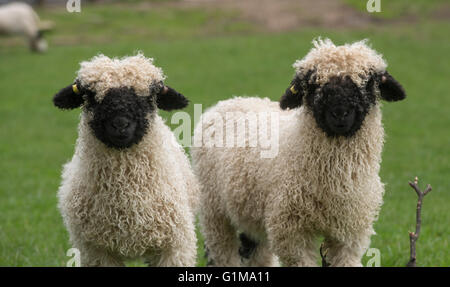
[0, 2, 53, 52]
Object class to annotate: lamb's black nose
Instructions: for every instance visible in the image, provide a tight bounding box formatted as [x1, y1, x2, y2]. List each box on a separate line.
[111, 116, 130, 130]
[330, 106, 349, 119]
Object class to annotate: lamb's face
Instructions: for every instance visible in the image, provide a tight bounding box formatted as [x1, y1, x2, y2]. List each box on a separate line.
[280, 70, 406, 138]
[305, 75, 375, 137]
[280, 39, 406, 138]
[82, 85, 158, 149]
[52, 54, 189, 150]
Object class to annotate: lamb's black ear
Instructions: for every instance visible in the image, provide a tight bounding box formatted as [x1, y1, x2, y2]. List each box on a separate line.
[156, 85, 189, 111]
[53, 84, 84, 109]
[279, 71, 312, 110]
[280, 76, 303, 110]
[378, 71, 406, 102]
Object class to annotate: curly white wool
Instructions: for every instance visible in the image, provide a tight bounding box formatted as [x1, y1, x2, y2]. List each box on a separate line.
[293, 38, 387, 86]
[77, 53, 165, 100]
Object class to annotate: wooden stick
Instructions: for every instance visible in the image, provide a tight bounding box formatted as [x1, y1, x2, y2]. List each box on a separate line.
[407, 176, 432, 267]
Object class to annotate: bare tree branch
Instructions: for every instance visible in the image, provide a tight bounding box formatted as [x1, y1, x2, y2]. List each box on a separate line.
[407, 176, 432, 267]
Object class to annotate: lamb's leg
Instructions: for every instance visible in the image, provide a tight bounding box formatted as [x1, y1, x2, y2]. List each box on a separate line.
[200, 209, 241, 266]
[239, 234, 279, 267]
[156, 244, 197, 267]
[324, 233, 371, 267]
[271, 232, 318, 267]
[76, 242, 124, 267]
[154, 218, 198, 267]
[266, 212, 318, 267]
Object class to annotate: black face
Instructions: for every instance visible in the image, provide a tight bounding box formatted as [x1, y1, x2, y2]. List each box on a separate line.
[306, 76, 375, 138]
[86, 87, 154, 149]
[279, 69, 406, 137]
[53, 79, 189, 148]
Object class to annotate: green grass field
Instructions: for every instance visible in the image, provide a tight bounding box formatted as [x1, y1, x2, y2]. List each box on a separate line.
[0, 2, 448, 266]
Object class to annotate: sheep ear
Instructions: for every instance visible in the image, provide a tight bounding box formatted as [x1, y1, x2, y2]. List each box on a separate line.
[53, 84, 84, 109]
[280, 75, 305, 110]
[378, 71, 406, 102]
[156, 85, 189, 111]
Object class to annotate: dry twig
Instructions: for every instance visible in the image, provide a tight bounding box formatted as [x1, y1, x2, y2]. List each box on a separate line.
[407, 176, 432, 267]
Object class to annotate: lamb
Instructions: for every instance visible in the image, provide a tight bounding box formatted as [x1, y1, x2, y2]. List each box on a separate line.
[191, 39, 406, 267]
[53, 54, 199, 266]
[0, 2, 50, 52]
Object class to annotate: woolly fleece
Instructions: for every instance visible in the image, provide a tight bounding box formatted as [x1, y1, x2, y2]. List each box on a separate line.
[77, 53, 165, 100]
[294, 38, 387, 87]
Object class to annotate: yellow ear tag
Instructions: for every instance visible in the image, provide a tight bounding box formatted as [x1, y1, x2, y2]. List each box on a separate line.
[72, 84, 80, 95]
[290, 85, 298, 94]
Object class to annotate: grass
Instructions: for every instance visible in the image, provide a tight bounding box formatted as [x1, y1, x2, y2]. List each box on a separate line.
[0, 2, 449, 266]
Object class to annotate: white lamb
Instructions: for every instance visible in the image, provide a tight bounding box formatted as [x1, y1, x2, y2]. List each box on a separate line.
[53, 54, 199, 266]
[191, 39, 406, 267]
[0, 2, 51, 52]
